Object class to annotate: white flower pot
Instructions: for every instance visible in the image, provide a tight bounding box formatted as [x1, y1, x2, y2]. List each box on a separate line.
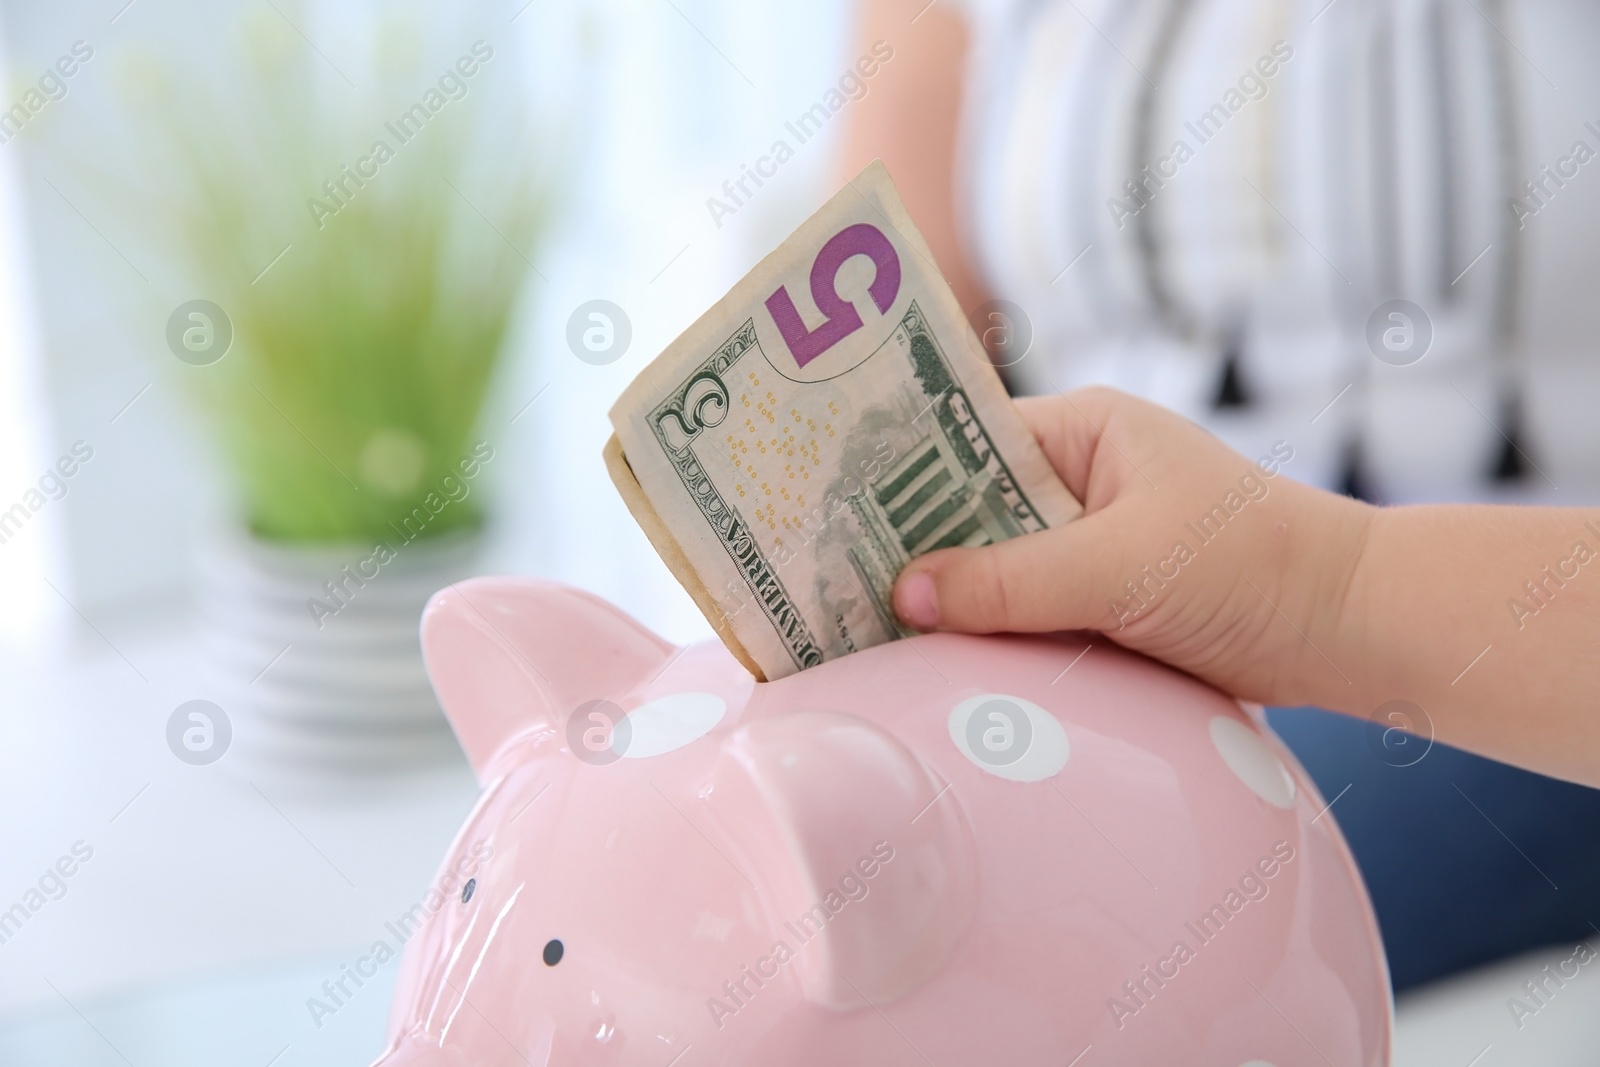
[195, 527, 483, 779]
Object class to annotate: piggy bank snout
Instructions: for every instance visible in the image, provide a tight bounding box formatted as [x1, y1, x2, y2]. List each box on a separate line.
[706, 709, 980, 1011]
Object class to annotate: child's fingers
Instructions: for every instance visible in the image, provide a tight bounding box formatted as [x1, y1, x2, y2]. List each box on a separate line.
[1014, 388, 1158, 512]
[893, 510, 1129, 634]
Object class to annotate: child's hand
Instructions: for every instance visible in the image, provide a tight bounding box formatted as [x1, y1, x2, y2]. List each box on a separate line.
[892, 387, 1373, 710]
[893, 387, 1600, 785]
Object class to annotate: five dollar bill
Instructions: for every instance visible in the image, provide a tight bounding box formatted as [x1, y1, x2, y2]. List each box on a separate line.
[606, 161, 1081, 681]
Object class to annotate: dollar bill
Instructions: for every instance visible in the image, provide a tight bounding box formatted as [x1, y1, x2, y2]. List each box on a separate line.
[606, 161, 1082, 681]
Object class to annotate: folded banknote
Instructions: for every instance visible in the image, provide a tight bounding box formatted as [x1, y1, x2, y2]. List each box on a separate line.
[607, 161, 1081, 680]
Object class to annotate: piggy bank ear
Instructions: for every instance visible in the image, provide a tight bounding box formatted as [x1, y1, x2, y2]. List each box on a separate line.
[421, 578, 673, 779]
[705, 710, 979, 1010]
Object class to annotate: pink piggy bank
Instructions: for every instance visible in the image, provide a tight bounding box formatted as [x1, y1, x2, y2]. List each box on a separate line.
[374, 578, 1391, 1066]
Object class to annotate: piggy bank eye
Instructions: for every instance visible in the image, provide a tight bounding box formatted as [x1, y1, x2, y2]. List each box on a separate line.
[461, 878, 476, 904]
[542, 939, 564, 966]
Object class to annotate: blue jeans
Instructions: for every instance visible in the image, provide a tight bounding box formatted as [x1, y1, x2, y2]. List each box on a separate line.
[1267, 706, 1600, 991]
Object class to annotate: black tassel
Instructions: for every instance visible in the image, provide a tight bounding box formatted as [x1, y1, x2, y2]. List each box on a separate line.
[1337, 436, 1379, 503]
[1211, 347, 1254, 410]
[1490, 389, 1529, 482]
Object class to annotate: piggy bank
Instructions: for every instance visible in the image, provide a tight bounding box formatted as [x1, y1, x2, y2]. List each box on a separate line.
[373, 578, 1390, 1066]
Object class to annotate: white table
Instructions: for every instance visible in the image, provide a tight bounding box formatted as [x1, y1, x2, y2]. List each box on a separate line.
[3, 617, 1596, 1066]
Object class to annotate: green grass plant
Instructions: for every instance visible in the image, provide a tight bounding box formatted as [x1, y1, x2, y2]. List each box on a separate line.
[116, 10, 550, 543]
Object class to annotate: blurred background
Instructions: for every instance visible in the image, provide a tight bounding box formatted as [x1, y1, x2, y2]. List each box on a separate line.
[0, 0, 1596, 1063]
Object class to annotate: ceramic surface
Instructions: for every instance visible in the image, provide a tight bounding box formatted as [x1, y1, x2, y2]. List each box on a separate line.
[372, 578, 1391, 1065]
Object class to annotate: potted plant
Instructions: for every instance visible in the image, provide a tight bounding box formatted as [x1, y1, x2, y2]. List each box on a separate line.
[119, 9, 554, 775]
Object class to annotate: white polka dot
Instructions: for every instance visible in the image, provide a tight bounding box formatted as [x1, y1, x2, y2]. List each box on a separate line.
[618, 692, 726, 758]
[948, 693, 1069, 782]
[1239, 1061, 1278, 1067]
[1209, 716, 1296, 809]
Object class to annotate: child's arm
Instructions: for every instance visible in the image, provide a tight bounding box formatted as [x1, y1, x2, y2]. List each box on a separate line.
[891, 387, 1600, 786]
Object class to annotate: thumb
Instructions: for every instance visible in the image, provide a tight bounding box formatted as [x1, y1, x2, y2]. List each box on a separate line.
[892, 511, 1134, 634]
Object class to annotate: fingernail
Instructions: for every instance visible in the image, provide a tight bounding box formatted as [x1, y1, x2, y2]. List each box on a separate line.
[896, 571, 940, 631]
